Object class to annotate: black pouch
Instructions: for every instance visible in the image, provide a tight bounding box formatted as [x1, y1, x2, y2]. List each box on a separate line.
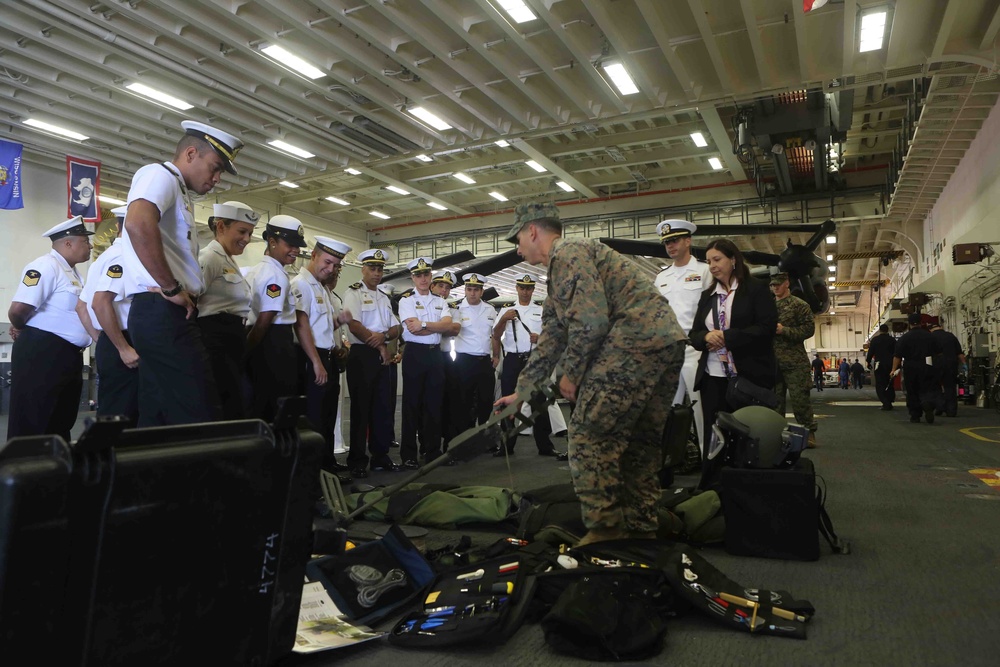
[540, 570, 669, 661]
[387, 554, 536, 648]
[306, 524, 436, 626]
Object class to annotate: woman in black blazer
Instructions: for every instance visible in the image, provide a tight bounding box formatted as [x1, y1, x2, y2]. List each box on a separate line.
[688, 238, 778, 464]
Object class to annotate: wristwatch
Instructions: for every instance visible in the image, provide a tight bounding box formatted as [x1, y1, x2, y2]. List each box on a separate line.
[161, 280, 183, 297]
[421, 321, 427, 330]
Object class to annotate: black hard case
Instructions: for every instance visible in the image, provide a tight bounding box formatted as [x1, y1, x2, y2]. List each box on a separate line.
[0, 418, 323, 666]
[720, 457, 820, 561]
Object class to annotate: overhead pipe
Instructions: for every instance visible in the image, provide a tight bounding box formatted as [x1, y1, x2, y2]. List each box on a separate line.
[18, 0, 373, 165]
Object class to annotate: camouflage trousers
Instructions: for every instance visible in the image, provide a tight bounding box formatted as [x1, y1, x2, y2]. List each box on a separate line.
[567, 340, 685, 533]
[775, 361, 817, 432]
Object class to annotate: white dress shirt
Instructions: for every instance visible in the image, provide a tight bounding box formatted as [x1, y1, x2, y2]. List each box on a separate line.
[454, 300, 497, 355]
[398, 291, 449, 345]
[12, 250, 91, 347]
[496, 302, 543, 354]
[655, 257, 710, 333]
[81, 239, 131, 332]
[198, 239, 251, 318]
[291, 267, 336, 349]
[341, 282, 394, 345]
[245, 256, 296, 325]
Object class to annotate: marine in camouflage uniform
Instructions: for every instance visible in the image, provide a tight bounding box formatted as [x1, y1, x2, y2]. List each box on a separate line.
[769, 273, 818, 441]
[500, 202, 687, 544]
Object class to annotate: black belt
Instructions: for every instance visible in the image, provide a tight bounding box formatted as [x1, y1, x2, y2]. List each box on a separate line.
[458, 353, 490, 358]
[200, 312, 246, 326]
[505, 351, 531, 360]
[406, 342, 441, 349]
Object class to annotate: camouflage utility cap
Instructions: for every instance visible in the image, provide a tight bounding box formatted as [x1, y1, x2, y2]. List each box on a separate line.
[505, 201, 559, 243]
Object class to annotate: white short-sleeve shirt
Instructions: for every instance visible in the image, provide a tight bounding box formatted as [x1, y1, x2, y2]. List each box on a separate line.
[398, 291, 449, 345]
[454, 300, 497, 355]
[121, 162, 203, 295]
[12, 250, 91, 347]
[291, 267, 335, 350]
[198, 239, 251, 318]
[80, 239, 131, 332]
[341, 282, 393, 345]
[245, 256, 296, 325]
[496, 302, 543, 354]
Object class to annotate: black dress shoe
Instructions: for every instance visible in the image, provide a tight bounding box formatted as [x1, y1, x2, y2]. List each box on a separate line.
[329, 460, 350, 472]
[493, 449, 514, 457]
[554, 452, 568, 462]
[403, 459, 419, 469]
[487, 445, 501, 454]
[371, 460, 401, 472]
[389, 441, 400, 448]
[350, 467, 369, 479]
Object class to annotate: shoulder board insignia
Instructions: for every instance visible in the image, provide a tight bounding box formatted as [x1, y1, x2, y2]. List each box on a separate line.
[349, 282, 362, 290]
[22, 269, 41, 287]
[106, 264, 123, 279]
[266, 283, 281, 298]
[449, 300, 460, 308]
[399, 288, 415, 299]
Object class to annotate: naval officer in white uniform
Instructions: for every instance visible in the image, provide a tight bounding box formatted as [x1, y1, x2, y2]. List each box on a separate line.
[653, 219, 711, 453]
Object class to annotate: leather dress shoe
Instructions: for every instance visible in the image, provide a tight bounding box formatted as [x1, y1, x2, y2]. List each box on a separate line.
[402, 459, 419, 469]
[329, 459, 350, 472]
[371, 460, 401, 472]
[539, 450, 569, 461]
[389, 440, 400, 448]
[350, 467, 368, 479]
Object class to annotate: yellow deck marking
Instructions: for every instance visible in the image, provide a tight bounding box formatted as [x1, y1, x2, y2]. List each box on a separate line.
[960, 427, 1000, 444]
[968, 469, 1000, 490]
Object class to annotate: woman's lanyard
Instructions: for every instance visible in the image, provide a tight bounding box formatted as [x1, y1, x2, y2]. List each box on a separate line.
[712, 290, 735, 376]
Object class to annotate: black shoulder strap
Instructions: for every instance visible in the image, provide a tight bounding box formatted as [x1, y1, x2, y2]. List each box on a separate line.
[816, 477, 851, 554]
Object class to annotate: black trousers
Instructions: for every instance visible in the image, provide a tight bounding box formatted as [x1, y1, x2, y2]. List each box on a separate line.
[935, 364, 958, 417]
[500, 352, 553, 453]
[874, 364, 895, 408]
[7, 326, 83, 442]
[903, 364, 938, 420]
[400, 343, 444, 463]
[198, 313, 247, 420]
[455, 353, 495, 433]
[128, 294, 220, 427]
[297, 346, 340, 468]
[346, 345, 393, 468]
[698, 374, 734, 489]
[441, 353, 459, 448]
[95, 328, 139, 426]
[245, 323, 298, 424]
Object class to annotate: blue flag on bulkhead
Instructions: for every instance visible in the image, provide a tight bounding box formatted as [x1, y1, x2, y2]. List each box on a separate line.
[0, 139, 24, 210]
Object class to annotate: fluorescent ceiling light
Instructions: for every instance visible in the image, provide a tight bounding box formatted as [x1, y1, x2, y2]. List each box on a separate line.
[416, 154, 433, 162]
[826, 235, 837, 244]
[827, 276, 836, 282]
[260, 44, 325, 80]
[408, 106, 452, 131]
[326, 196, 349, 206]
[385, 185, 409, 195]
[23, 118, 88, 141]
[370, 211, 390, 220]
[524, 160, 547, 173]
[602, 63, 639, 96]
[495, 139, 510, 147]
[826, 253, 834, 261]
[690, 132, 708, 147]
[708, 157, 723, 170]
[453, 172, 476, 184]
[268, 139, 315, 159]
[498, 0, 536, 23]
[556, 181, 574, 192]
[828, 265, 837, 272]
[427, 201, 447, 210]
[489, 191, 508, 202]
[344, 167, 362, 175]
[125, 82, 193, 110]
[858, 11, 887, 53]
[279, 180, 299, 189]
[98, 195, 126, 206]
